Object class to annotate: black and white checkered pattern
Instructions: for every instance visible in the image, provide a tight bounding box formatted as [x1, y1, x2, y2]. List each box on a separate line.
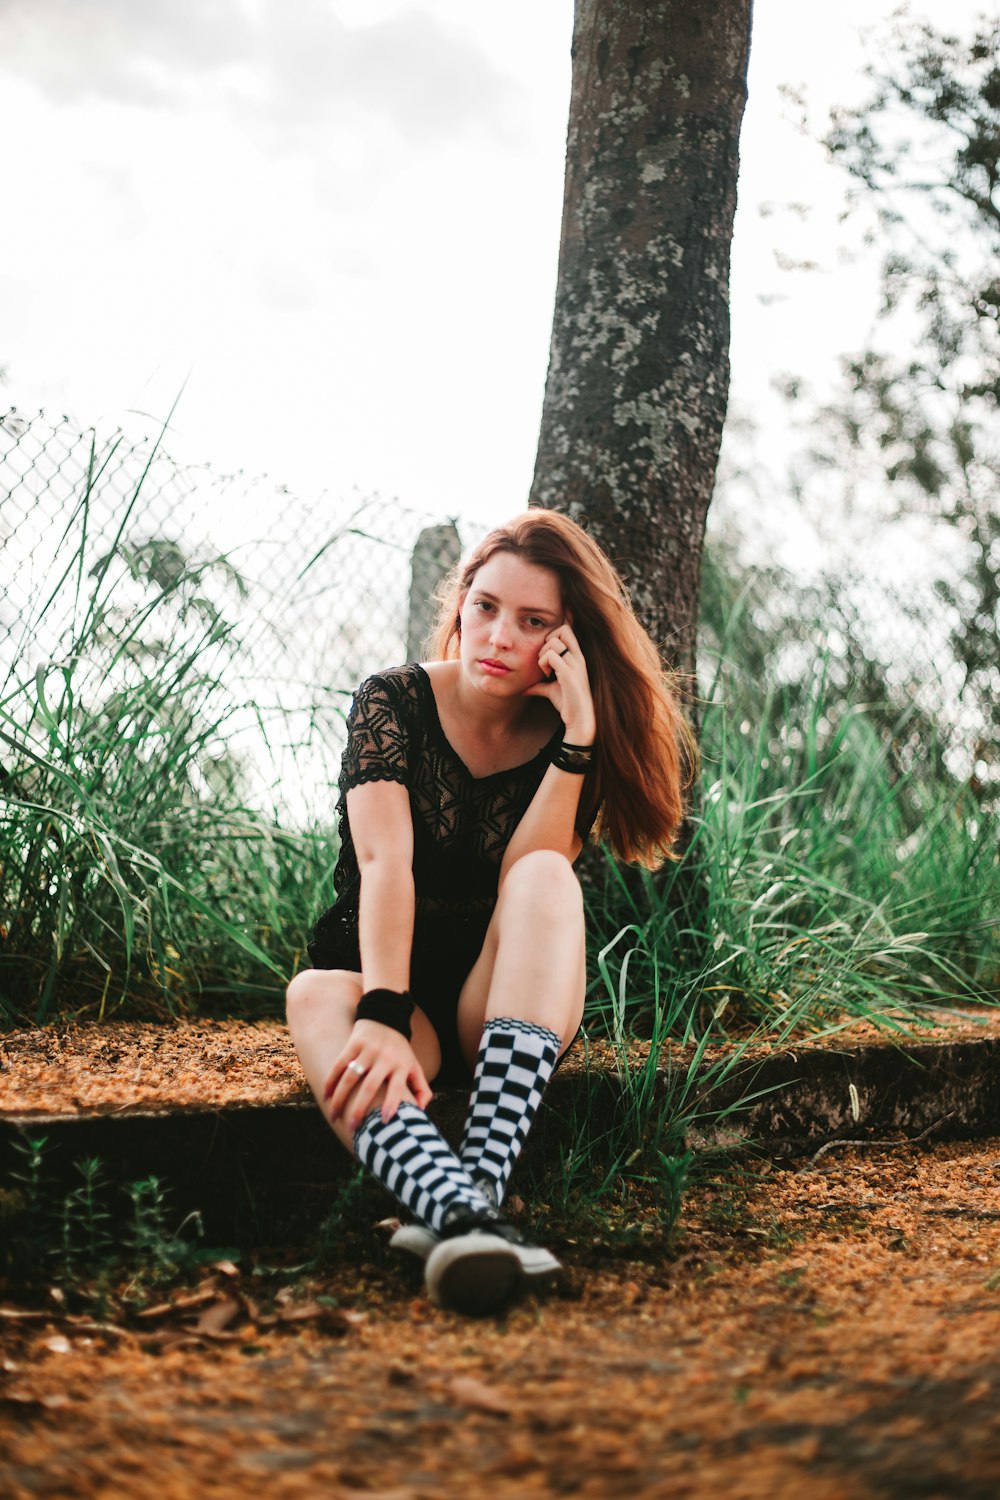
[353, 1101, 491, 1233]
[460, 1018, 560, 1204]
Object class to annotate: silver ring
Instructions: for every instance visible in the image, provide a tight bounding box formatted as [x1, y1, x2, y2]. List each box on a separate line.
[348, 1059, 368, 1077]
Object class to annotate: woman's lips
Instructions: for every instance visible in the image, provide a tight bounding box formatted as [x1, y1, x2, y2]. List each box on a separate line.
[480, 659, 511, 675]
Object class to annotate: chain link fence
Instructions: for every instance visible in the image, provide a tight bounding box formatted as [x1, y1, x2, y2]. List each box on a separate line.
[1, 411, 477, 826]
[1, 408, 993, 826]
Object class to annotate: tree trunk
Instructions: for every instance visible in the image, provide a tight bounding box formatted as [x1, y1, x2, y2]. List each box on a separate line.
[529, 0, 752, 680]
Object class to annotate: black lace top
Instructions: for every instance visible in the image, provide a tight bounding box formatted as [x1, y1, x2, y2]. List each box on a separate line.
[306, 663, 562, 969]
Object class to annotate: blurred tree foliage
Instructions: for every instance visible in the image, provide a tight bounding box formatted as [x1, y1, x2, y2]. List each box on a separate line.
[818, 11, 999, 768]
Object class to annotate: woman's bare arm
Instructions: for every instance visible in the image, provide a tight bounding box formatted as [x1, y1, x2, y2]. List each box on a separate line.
[500, 621, 596, 881]
[499, 766, 585, 881]
[350, 779, 415, 991]
[324, 778, 432, 1128]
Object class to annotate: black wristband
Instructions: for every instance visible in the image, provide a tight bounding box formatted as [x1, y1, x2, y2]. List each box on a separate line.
[551, 740, 596, 773]
[356, 988, 414, 1039]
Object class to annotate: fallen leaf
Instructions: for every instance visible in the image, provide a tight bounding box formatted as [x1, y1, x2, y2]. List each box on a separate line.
[135, 1301, 175, 1321]
[2, 1388, 44, 1408]
[195, 1298, 242, 1335]
[42, 1335, 72, 1355]
[138, 1332, 206, 1353]
[172, 1287, 223, 1313]
[446, 1375, 511, 1416]
[271, 1302, 365, 1335]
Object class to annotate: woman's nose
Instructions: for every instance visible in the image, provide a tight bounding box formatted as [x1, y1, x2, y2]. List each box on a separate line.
[489, 614, 513, 648]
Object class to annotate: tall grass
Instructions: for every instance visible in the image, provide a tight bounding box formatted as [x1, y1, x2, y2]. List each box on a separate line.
[0, 427, 336, 1024]
[586, 572, 999, 1041]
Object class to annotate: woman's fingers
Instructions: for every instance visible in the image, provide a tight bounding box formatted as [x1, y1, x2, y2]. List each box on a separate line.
[327, 1062, 365, 1123]
[406, 1060, 433, 1113]
[322, 1052, 348, 1104]
[538, 623, 583, 676]
[345, 1065, 388, 1133]
[326, 1024, 430, 1128]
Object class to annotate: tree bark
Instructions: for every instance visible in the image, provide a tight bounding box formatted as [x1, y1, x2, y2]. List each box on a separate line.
[529, 0, 753, 679]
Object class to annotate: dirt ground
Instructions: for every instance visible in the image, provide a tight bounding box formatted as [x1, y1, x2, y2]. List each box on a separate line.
[2, 1137, 999, 1500]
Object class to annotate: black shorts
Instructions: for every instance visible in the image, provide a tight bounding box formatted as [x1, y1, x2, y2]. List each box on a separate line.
[307, 906, 491, 1088]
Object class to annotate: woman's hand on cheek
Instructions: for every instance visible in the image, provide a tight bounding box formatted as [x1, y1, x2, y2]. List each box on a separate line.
[526, 624, 596, 744]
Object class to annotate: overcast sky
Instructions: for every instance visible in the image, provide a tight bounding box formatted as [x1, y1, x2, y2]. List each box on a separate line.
[0, 0, 979, 544]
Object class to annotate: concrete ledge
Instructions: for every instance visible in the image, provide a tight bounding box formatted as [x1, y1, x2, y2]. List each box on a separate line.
[2, 1032, 997, 1243]
[700, 1034, 1000, 1150]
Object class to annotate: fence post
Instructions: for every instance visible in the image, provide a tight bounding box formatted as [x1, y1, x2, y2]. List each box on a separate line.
[407, 522, 461, 662]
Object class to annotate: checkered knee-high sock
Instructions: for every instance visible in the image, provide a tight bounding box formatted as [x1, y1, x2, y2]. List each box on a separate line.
[353, 1101, 493, 1233]
[460, 1018, 561, 1205]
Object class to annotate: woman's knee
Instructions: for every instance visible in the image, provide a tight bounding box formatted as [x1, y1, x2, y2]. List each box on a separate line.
[285, 968, 361, 1029]
[501, 849, 582, 916]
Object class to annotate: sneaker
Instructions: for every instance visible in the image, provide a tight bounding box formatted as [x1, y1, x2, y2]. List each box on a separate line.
[472, 1175, 499, 1210]
[391, 1213, 561, 1282]
[424, 1210, 521, 1316]
[388, 1222, 438, 1260]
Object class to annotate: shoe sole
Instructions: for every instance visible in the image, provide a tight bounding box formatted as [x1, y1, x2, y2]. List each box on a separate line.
[392, 1225, 562, 1282]
[425, 1235, 522, 1316]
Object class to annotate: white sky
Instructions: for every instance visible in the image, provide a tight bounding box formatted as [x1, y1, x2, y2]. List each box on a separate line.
[0, 0, 981, 544]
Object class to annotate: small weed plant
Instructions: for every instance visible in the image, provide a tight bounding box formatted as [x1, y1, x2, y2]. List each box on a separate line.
[2, 1134, 213, 1302]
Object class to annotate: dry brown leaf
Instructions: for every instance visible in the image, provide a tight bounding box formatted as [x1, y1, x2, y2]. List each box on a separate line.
[445, 1375, 512, 1416]
[272, 1302, 365, 1335]
[170, 1287, 221, 1312]
[134, 1301, 175, 1321]
[2, 1387, 45, 1408]
[138, 1331, 207, 1353]
[194, 1298, 242, 1335]
[66, 1320, 137, 1342]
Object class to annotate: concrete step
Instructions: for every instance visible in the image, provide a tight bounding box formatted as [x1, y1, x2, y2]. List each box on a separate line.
[2, 1016, 997, 1244]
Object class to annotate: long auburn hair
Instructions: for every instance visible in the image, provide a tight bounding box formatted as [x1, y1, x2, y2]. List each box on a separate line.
[429, 510, 696, 867]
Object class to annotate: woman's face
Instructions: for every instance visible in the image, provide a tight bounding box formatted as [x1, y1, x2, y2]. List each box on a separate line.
[458, 551, 564, 695]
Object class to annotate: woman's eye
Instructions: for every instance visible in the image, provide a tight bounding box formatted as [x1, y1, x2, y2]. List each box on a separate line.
[473, 600, 493, 612]
[526, 618, 547, 630]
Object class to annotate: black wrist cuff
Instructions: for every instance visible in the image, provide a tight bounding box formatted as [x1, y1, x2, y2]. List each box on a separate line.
[551, 740, 596, 773]
[356, 988, 414, 1039]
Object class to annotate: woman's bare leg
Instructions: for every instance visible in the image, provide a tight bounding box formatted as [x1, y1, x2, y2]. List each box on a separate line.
[285, 968, 442, 1153]
[456, 849, 586, 1061]
[287, 969, 504, 1275]
[452, 851, 585, 1210]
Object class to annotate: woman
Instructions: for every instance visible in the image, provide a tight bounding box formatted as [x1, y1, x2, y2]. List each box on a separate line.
[286, 510, 691, 1316]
